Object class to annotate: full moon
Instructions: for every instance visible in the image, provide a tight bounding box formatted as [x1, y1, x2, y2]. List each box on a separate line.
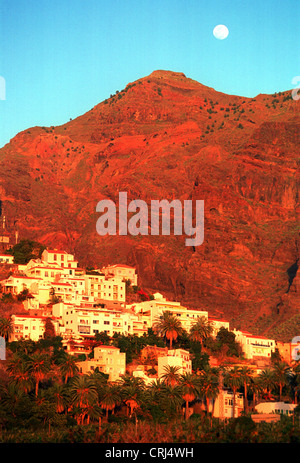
[213, 25, 229, 40]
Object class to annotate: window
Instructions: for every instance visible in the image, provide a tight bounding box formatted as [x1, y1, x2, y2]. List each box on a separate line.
[104, 321, 110, 325]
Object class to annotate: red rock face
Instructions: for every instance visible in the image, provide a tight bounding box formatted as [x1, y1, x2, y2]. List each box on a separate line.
[0, 70, 299, 334]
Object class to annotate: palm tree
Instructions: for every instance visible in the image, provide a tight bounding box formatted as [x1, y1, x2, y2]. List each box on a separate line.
[6, 353, 33, 393]
[292, 361, 300, 404]
[0, 382, 30, 418]
[7, 360, 33, 394]
[58, 353, 79, 384]
[224, 366, 243, 418]
[161, 384, 183, 416]
[198, 369, 219, 417]
[120, 374, 146, 417]
[26, 353, 51, 396]
[146, 379, 182, 418]
[68, 375, 98, 425]
[180, 372, 200, 420]
[160, 365, 181, 386]
[153, 311, 183, 349]
[258, 368, 275, 399]
[239, 366, 253, 413]
[272, 361, 292, 401]
[0, 316, 13, 341]
[48, 383, 69, 414]
[189, 316, 213, 347]
[122, 384, 145, 417]
[99, 382, 122, 419]
[147, 378, 166, 404]
[249, 376, 263, 408]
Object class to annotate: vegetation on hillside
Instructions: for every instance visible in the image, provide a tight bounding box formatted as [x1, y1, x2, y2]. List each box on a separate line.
[0, 319, 299, 443]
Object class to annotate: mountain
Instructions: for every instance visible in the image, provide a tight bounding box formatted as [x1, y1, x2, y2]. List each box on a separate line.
[0, 70, 299, 339]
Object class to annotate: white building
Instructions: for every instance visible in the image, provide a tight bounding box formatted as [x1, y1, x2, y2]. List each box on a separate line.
[52, 302, 139, 338]
[158, 349, 192, 378]
[255, 401, 296, 417]
[1, 275, 42, 296]
[128, 296, 208, 334]
[10, 314, 60, 342]
[102, 264, 138, 286]
[0, 254, 14, 264]
[212, 389, 244, 419]
[233, 329, 275, 360]
[208, 318, 230, 337]
[41, 249, 78, 276]
[84, 273, 126, 303]
[77, 345, 126, 381]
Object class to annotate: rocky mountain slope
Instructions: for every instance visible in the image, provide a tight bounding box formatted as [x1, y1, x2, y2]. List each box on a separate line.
[0, 70, 299, 337]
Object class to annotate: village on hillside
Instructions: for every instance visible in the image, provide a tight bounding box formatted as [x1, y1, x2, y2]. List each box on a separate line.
[0, 244, 299, 425]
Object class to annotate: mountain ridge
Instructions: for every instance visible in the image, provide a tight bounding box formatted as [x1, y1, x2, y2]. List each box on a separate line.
[0, 70, 299, 339]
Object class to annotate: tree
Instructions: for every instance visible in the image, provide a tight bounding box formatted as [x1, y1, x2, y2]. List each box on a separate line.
[58, 353, 79, 384]
[6, 354, 33, 393]
[26, 353, 51, 396]
[161, 365, 181, 387]
[146, 379, 182, 419]
[7, 239, 45, 264]
[239, 366, 253, 413]
[48, 383, 68, 414]
[153, 311, 183, 349]
[189, 317, 213, 346]
[0, 382, 33, 421]
[215, 327, 241, 357]
[292, 361, 300, 404]
[198, 369, 219, 417]
[249, 376, 263, 408]
[43, 318, 56, 339]
[180, 373, 200, 420]
[121, 379, 145, 417]
[99, 383, 122, 419]
[94, 331, 111, 345]
[68, 375, 99, 425]
[224, 366, 243, 418]
[272, 361, 292, 401]
[0, 317, 13, 341]
[258, 368, 275, 399]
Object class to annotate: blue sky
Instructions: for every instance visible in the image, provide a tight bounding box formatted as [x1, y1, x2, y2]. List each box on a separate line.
[0, 0, 299, 148]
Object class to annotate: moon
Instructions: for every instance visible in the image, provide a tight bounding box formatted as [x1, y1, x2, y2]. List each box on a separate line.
[213, 25, 229, 40]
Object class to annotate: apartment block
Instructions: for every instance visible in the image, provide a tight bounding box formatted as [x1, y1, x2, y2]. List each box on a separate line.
[158, 348, 192, 378]
[77, 345, 126, 381]
[9, 314, 59, 342]
[233, 329, 275, 360]
[102, 264, 137, 286]
[52, 302, 136, 338]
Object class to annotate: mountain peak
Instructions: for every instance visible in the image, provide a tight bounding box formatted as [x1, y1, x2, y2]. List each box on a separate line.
[148, 70, 186, 79]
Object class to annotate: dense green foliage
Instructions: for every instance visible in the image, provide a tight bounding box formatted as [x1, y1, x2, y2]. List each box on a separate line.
[0, 330, 299, 443]
[7, 239, 46, 264]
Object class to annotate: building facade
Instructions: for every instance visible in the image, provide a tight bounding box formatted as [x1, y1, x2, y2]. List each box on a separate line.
[77, 345, 126, 381]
